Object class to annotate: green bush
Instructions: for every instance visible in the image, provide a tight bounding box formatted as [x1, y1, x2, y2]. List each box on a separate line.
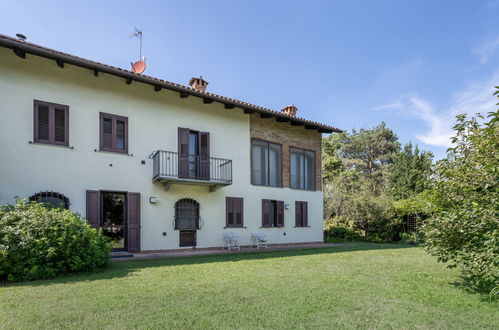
[0, 200, 111, 282]
[400, 232, 424, 245]
[324, 218, 364, 241]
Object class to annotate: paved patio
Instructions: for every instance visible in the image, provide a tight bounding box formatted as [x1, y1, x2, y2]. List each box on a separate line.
[111, 242, 347, 261]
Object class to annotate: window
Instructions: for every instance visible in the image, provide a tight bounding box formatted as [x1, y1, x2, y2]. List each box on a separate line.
[226, 197, 243, 227]
[100, 113, 128, 153]
[33, 100, 69, 146]
[295, 201, 308, 227]
[174, 198, 201, 230]
[251, 139, 282, 187]
[290, 147, 315, 190]
[262, 199, 284, 227]
[29, 191, 70, 209]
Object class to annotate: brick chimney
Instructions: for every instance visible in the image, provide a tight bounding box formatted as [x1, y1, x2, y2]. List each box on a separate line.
[281, 105, 298, 117]
[189, 76, 209, 92]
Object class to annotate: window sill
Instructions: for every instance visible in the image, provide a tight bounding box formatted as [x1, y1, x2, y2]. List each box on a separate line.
[259, 226, 284, 229]
[289, 187, 316, 191]
[29, 141, 73, 149]
[251, 184, 284, 189]
[293, 226, 311, 228]
[223, 226, 247, 229]
[94, 149, 133, 156]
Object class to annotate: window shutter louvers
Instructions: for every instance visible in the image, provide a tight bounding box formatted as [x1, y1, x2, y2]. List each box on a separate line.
[199, 132, 210, 180]
[54, 108, 66, 143]
[226, 197, 243, 227]
[85, 190, 100, 228]
[303, 202, 308, 227]
[276, 201, 284, 227]
[37, 105, 50, 141]
[34, 101, 68, 146]
[127, 192, 141, 252]
[235, 198, 243, 226]
[99, 113, 128, 153]
[262, 199, 272, 227]
[101, 115, 113, 150]
[295, 201, 302, 227]
[226, 197, 234, 226]
[178, 127, 190, 178]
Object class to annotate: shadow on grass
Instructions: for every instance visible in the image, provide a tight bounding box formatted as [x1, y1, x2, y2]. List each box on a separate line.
[2, 242, 414, 288]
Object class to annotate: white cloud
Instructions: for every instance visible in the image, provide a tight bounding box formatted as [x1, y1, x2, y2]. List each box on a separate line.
[375, 71, 498, 148]
[485, 1, 498, 9]
[472, 34, 499, 64]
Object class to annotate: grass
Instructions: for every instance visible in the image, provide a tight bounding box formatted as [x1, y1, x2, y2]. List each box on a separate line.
[1, 243, 497, 329]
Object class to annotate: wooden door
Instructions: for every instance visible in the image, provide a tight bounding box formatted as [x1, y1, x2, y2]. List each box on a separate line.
[179, 230, 196, 247]
[127, 192, 141, 252]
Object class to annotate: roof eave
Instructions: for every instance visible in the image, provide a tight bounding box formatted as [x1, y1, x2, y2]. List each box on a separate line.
[0, 35, 342, 134]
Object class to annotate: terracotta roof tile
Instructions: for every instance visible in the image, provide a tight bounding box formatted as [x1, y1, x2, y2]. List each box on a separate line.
[0, 33, 342, 133]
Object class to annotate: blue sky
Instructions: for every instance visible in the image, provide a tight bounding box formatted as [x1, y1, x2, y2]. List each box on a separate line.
[1, 1, 498, 159]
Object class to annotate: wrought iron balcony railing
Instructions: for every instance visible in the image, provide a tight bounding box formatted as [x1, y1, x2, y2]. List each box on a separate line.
[152, 150, 232, 191]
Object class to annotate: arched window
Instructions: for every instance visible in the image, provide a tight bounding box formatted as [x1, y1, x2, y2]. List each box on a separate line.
[29, 191, 70, 210]
[174, 198, 200, 230]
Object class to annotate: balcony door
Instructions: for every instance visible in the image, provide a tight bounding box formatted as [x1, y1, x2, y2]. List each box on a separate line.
[178, 128, 210, 180]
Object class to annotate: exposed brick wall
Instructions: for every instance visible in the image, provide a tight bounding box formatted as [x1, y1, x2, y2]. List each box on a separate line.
[249, 114, 323, 191]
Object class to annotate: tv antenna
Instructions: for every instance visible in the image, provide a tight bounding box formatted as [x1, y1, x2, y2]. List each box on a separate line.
[129, 27, 146, 74]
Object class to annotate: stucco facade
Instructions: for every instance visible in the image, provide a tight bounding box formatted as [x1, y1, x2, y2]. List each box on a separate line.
[0, 44, 329, 251]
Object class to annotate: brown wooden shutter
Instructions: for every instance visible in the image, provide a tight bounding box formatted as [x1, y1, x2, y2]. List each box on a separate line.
[226, 197, 243, 227]
[86, 190, 100, 228]
[178, 128, 190, 178]
[35, 104, 50, 142]
[295, 201, 302, 227]
[302, 201, 308, 227]
[199, 132, 210, 180]
[127, 192, 141, 252]
[235, 198, 243, 226]
[226, 197, 234, 226]
[54, 107, 67, 144]
[262, 199, 272, 227]
[100, 113, 113, 150]
[34, 100, 68, 146]
[276, 201, 284, 227]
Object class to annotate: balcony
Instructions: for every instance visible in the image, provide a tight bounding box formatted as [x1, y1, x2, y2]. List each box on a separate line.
[152, 150, 232, 192]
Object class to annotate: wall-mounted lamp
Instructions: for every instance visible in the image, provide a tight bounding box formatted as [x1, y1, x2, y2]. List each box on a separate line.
[149, 197, 158, 204]
[285, 204, 290, 210]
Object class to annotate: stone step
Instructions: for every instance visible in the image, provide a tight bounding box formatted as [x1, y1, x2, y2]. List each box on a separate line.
[109, 251, 134, 259]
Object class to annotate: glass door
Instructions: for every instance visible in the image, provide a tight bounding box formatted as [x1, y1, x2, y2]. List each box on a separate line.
[101, 193, 126, 250]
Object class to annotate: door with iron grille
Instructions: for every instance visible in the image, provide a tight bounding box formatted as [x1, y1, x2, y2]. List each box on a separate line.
[175, 198, 201, 247]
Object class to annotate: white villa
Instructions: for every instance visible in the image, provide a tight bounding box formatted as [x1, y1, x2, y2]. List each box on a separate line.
[0, 33, 340, 252]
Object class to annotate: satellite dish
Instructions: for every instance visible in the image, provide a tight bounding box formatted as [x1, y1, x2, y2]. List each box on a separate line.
[131, 60, 146, 74]
[16, 33, 27, 41]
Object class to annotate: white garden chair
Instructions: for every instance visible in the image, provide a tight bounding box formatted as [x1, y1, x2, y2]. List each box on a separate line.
[223, 232, 240, 251]
[251, 232, 268, 249]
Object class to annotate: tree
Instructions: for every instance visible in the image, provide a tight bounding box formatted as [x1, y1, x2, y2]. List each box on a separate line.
[338, 122, 400, 176]
[322, 123, 402, 241]
[322, 133, 343, 183]
[336, 122, 400, 193]
[389, 142, 433, 199]
[422, 94, 499, 294]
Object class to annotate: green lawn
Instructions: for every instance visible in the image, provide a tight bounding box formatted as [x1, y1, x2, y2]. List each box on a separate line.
[1, 243, 497, 329]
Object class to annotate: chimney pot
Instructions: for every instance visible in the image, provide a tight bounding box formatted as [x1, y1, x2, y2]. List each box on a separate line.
[189, 76, 209, 92]
[281, 105, 298, 117]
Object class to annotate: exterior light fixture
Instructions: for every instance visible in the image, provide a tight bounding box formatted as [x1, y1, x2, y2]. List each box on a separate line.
[149, 197, 158, 204]
[285, 204, 290, 210]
